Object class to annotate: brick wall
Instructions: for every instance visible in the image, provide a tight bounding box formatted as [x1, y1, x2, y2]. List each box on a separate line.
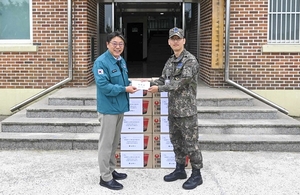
[199, 0, 213, 85]
[72, 0, 97, 87]
[0, 0, 97, 89]
[229, 0, 300, 90]
[1, 0, 299, 90]
[199, 0, 300, 89]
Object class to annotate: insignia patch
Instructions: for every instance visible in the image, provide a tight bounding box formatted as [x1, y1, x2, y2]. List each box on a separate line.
[98, 69, 104, 74]
[177, 63, 183, 68]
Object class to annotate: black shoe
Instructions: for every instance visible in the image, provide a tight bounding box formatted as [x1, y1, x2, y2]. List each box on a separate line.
[164, 163, 187, 182]
[99, 177, 123, 190]
[112, 170, 127, 180]
[182, 169, 203, 190]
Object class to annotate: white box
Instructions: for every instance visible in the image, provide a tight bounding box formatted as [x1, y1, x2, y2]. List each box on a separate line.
[125, 98, 152, 116]
[153, 151, 191, 169]
[153, 133, 173, 150]
[121, 116, 152, 133]
[153, 115, 169, 133]
[153, 98, 168, 115]
[115, 151, 153, 168]
[119, 134, 152, 151]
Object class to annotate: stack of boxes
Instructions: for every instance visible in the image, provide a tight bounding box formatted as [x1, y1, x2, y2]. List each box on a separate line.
[115, 78, 190, 169]
[115, 78, 153, 168]
[152, 91, 175, 168]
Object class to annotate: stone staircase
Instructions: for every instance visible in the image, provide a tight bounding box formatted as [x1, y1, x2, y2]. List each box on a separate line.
[1, 82, 300, 151]
[196, 85, 300, 152]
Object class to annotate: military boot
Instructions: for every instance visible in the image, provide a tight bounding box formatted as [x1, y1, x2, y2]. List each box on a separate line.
[164, 163, 187, 182]
[182, 168, 203, 190]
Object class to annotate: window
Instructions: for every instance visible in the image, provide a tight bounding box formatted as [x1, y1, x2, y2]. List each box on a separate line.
[0, 0, 32, 44]
[268, 0, 300, 44]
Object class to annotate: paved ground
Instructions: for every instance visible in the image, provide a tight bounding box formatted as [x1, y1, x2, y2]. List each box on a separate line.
[1, 150, 300, 195]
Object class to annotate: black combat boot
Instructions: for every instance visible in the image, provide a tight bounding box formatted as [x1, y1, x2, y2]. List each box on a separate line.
[182, 168, 203, 190]
[164, 163, 187, 182]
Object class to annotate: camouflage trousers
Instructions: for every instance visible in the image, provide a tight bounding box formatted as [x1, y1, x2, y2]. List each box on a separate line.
[168, 114, 203, 169]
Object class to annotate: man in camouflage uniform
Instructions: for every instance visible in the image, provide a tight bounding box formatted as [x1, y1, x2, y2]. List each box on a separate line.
[148, 27, 203, 190]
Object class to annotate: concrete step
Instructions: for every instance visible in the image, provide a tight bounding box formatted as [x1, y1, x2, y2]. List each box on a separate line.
[1, 132, 300, 152]
[197, 97, 254, 107]
[47, 86, 96, 106]
[1, 110, 99, 133]
[48, 84, 255, 107]
[2, 82, 299, 152]
[198, 134, 300, 152]
[0, 132, 98, 150]
[48, 97, 96, 106]
[197, 106, 278, 119]
[30, 102, 275, 119]
[4, 109, 300, 135]
[26, 99, 97, 118]
[198, 117, 300, 135]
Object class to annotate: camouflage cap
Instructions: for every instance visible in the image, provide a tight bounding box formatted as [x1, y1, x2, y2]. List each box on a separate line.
[169, 27, 184, 38]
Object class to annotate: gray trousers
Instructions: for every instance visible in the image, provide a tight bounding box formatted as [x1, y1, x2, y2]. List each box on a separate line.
[97, 113, 124, 181]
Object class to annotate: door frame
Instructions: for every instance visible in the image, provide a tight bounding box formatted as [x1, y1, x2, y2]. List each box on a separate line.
[97, 0, 200, 58]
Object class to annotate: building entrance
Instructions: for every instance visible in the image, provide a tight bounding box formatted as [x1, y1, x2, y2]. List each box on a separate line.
[97, 1, 199, 78]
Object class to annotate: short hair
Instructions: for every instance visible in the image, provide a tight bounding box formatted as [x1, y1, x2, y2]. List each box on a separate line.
[106, 31, 126, 43]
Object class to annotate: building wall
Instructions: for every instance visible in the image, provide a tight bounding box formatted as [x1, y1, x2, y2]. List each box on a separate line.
[229, 0, 300, 90]
[74, 0, 97, 86]
[229, 0, 300, 116]
[0, 0, 97, 115]
[199, 0, 227, 87]
[199, 0, 300, 116]
[200, 0, 300, 89]
[199, 0, 213, 85]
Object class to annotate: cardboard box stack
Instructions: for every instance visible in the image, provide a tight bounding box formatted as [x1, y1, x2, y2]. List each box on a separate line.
[115, 78, 191, 169]
[115, 79, 153, 168]
[152, 90, 174, 168]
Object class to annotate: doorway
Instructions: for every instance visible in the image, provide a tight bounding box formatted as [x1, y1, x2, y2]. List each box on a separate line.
[127, 23, 143, 61]
[97, 1, 199, 78]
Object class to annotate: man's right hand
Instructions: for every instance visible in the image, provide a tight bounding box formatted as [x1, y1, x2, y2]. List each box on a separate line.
[126, 86, 138, 94]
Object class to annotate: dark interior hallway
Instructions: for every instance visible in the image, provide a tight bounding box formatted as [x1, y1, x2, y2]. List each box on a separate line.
[127, 31, 171, 78]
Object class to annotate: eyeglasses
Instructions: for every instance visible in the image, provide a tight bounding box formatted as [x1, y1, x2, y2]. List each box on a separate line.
[170, 37, 183, 41]
[110, 41, 124, 47]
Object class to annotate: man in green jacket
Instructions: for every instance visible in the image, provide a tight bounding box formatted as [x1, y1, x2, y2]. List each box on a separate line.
[92, 31, 137, 190]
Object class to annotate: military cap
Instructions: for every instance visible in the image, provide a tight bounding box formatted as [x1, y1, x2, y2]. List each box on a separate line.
[169, 27, 184, 38]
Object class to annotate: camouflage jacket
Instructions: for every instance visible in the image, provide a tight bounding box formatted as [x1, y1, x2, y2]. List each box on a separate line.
[152, 49, 199, 117]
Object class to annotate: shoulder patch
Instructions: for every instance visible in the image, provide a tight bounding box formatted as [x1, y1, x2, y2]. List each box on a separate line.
[98, 69, 104, 74]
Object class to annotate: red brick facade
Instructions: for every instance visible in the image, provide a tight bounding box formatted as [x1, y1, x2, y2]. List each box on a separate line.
[199, 0, 300, 89]
[0, 0, 97, 89]
[0, 0, 299, 90]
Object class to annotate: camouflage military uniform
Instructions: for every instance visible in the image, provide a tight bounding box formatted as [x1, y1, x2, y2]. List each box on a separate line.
[152, 49, 203, 169]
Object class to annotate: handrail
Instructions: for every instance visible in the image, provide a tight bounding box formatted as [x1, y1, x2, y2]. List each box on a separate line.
[224, 0, 288, 115]
[10, 0, 73, 112]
